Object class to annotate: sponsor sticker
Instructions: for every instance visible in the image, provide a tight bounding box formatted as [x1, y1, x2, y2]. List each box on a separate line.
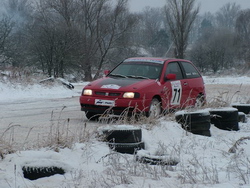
[95, 99, 115, 106]
[101, 84, 121, 89]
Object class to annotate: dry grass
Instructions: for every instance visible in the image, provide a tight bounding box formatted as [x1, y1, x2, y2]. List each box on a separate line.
[37, 107, 96, 151]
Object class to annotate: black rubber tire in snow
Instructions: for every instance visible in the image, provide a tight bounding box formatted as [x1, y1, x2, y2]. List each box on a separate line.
[210, 108, 239, 131]
[175, 111, 211, 131]
[22, 166, 65, 180]
[232, 104, 250, 115]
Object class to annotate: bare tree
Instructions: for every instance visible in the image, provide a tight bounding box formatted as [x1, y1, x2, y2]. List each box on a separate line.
[28, 0, 137, 80]
[76, 0, 137, 80]
[134, 7, 170, 57]
[93, 0, 137, 79]
[189, 28, 236, 73]
[165, 0, 199, 58]
[216, 2, 241, 31]
[24, 0, 81, 77]
[0, 16, 14, 67]
[235, 9, 250, 66]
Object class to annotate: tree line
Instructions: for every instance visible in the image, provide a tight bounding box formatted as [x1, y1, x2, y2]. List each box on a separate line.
[0, 0, 249, 81]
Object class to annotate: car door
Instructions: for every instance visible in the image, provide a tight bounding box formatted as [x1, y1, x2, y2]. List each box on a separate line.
[163, 61, 190, 108]
[179, 61, 203, 106]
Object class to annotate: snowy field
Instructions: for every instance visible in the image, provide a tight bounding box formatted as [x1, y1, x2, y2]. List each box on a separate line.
[1, 76, 250, 188]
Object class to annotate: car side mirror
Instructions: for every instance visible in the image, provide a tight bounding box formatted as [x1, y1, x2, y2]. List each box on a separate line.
[166, 73, 176, 80]
[104, 70, 110, 76]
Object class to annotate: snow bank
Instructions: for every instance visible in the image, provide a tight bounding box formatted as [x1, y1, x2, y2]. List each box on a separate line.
[0, 82, 86, 102]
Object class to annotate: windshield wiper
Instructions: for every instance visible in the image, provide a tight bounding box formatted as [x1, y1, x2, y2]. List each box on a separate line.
[127, 75, 149, 79]
[109, 73, 127, 78]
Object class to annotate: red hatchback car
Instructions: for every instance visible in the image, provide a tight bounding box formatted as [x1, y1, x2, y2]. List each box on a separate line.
[80, 57, 206, 120]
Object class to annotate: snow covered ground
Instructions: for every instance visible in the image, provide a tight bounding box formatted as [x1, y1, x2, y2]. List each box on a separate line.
[1, 76, 250, 188]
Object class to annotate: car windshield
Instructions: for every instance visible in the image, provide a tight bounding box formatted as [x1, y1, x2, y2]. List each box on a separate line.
[110, 61, 163, 79]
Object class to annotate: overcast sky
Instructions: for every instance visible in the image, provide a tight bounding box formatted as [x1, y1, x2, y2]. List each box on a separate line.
[129, 0, 250, 13]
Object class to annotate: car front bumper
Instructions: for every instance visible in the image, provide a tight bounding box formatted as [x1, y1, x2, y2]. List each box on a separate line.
[80, 96, 151, 115]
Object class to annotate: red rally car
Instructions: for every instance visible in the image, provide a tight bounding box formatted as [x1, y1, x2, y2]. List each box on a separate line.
[80, 57, 206, 120]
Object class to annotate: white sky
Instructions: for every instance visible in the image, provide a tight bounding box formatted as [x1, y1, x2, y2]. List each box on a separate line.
[129, 0, 250, 13]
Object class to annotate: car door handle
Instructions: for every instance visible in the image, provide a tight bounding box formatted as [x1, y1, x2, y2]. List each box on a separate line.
[183, 82, 188, 86]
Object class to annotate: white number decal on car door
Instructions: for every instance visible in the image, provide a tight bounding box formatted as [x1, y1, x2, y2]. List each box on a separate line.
[170, 81, 182, 105]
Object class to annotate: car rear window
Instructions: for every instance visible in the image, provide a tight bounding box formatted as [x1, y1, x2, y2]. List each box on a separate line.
[181, 62, 201, 79]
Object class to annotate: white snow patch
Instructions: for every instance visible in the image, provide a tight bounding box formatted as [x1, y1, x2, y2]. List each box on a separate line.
[1, 76, 250, 187]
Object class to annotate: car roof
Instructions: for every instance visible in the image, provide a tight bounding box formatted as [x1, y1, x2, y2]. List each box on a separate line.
[124, 57, 189, 64]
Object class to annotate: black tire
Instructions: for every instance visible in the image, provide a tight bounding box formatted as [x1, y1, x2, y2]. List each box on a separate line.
[147, 98, 161, 118]
[175, 110, 211, 132]
[85, 112, 100, 120]
[136, 155, 179, 166]
[108, 142, 145, 154]
[210, 108, 239, 131]
[62, 82, 74, 89]
[22, 166, 65, 180]
[232, 104, 250, 115]
[102, 128, 142, 143]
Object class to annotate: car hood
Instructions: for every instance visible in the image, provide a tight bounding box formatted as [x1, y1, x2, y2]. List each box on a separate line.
[85, 77, 157, 91]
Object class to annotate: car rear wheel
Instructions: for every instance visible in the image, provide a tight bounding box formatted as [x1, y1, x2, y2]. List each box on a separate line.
[147, 98, 161, 118]
[195, 94, 205, 108]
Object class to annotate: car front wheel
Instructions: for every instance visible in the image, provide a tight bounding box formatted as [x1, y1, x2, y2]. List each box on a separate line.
[85, 112, 99, 120]
[147, 98, 161, 118]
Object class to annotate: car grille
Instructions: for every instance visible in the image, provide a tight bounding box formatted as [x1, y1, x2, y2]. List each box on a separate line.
[81, 104, 135, 115]
[95, 92, 121, 97]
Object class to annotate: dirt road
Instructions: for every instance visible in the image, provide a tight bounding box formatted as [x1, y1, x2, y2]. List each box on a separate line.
[205, 84, 250, 104]
[1, 83, 250, 148]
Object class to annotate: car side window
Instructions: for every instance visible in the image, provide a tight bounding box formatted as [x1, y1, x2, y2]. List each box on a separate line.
[180, 62, 201, 79]
[165, 62, 183, 80]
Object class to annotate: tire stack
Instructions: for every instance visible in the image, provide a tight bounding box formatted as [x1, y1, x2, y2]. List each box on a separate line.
[231, 104, 250, 123]
[175, 110, 211, 136]
[210, 107, 239, 131]
[99, 126, 145, 154]
[231, 103, 250, 115]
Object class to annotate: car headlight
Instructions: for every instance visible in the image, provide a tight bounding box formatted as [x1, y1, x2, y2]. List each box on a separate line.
[83, 89, 93, 96]
[123, 92, 135, 98]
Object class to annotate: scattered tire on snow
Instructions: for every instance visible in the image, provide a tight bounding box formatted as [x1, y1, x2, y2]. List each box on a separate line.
[136, 150, 179, 166]
[22, 166, 65, 180]
[39, 77, 74, 90]
[175, 109, 211, 136]
[210, 107, 239, 131]
[136, 154, 179, 166]
[231, 103, 250, 115]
